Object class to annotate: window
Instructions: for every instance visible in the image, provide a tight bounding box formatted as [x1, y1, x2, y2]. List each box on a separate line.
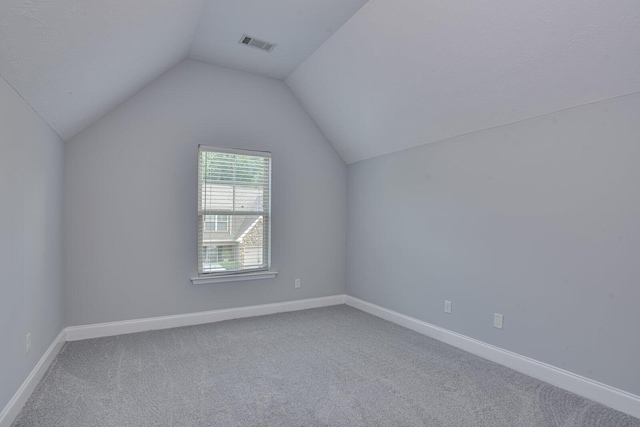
[197, 146, 271, 277]
[204, 245, 218, 262]
[204, 215, 229, 232]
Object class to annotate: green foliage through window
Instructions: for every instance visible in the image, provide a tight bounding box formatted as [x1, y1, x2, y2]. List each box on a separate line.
[202, 152, 267, 184]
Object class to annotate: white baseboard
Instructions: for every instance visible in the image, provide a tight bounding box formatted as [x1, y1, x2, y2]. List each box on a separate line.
[0, 329, 67, 427]
[345, 295, 640, 420]
[66, 294, 347, 341]
[1, 295, 346, 426]
[5, 295, 638, 424]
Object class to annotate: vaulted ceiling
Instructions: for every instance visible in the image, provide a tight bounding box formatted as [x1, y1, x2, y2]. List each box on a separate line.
[0, 0, 367, 140]
[189, 0, 369, 79]
[288, 0, 640, 163]
[0, 0, 205, 141]
[1, 0, 639, 163]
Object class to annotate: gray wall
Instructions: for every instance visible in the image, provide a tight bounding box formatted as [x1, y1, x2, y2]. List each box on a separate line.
[0, 76, 64, 410]
[347, 93, 640, 395]
[64, 59, 347, 326]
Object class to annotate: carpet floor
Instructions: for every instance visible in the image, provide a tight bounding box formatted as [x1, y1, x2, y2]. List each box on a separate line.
[12, 305, 640, 426]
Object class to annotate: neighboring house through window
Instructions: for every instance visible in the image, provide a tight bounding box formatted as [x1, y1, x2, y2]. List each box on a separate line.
[198, 146, 271, 276]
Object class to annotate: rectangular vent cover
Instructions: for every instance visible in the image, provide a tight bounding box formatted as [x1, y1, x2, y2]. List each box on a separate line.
[239, 34, 276, 52]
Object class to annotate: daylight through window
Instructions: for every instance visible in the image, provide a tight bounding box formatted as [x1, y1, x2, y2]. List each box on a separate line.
[198, 146, 271, 275]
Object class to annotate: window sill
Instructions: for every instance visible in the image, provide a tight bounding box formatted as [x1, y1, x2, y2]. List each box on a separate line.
[191, 271, 278, 285]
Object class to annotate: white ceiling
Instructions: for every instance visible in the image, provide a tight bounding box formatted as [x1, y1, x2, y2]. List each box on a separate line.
[0, 0, 368, 141]
[0, 0, 204, 141]
[287, 0, 640, 163]
[189, 0, 369, 79]
[1, 0, 639, 157]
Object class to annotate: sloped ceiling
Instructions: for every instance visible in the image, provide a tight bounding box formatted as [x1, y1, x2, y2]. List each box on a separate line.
[0, 0, 368, 141]
[189, 0, 369, 80]
[1, 0, 639, 157]
[286, 0, 640, 163]
[0, 0, 205, 140]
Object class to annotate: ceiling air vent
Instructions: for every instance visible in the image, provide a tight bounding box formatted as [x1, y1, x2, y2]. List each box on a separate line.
[239, 34, 276, 52]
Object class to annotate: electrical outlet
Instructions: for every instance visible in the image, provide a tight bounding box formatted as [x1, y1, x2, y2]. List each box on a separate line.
[295, 278, 301, 289]
[494, 313, 504, 330]
[26, 333, 31, 354]
[444, 300, 452, 314]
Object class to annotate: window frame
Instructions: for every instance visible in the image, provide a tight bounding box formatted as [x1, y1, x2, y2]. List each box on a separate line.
[192, 145, 277, 284]
[204, 214, 229, 232]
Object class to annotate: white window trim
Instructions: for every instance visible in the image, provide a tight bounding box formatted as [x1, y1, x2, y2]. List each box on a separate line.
[191, 270, 277, 285]
[199, 146, 271, 158]
[196, 145, 273, 284]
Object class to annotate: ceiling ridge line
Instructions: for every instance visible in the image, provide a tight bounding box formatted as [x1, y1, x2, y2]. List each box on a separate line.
[349, 89, 640, 165]
[0, 72, 64, 142]
[185, 0, 210, 59]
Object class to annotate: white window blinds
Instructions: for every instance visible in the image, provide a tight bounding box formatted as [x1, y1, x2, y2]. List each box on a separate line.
[198, 146, 271, 276]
